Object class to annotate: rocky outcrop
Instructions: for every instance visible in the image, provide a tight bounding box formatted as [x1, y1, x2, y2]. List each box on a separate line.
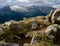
[51, 9, 60, 24]
[0, 9, 60, 46]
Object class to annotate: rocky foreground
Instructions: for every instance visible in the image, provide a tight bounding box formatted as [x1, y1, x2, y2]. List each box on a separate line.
[0, 9, 60, 46]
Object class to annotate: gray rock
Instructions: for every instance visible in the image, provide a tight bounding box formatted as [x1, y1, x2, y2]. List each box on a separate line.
[31, 21, 38, 30]
[0, 43, 19, 46]
[51, 9, 60, 24]
[45, 24, 60, 39]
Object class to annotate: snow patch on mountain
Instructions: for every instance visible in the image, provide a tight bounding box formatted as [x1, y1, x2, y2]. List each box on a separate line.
[10, 5, 28, 12]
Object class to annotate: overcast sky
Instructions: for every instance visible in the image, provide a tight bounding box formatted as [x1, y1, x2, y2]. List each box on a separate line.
[0, 0, 60, 8]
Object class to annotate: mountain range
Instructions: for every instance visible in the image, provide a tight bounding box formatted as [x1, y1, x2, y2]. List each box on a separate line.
[0, 5, 55, 23]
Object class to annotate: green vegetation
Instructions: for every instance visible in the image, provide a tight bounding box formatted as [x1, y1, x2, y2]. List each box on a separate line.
[28, 33, 55, 46]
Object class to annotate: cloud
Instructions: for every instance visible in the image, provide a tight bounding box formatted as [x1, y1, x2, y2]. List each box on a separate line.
[7, 0, 12, 3]
[43, 0, 60, 4]
[52, 4, 60, 8]
[0, 0, 60, 8]
[16, 0, 29, 3]
[29, 0, 41, 3]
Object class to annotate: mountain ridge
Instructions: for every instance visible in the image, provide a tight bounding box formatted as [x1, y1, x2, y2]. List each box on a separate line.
[0, 5, 55, 23]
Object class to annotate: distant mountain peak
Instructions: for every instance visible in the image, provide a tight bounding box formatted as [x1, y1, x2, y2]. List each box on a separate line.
[0, 5, 11, 11]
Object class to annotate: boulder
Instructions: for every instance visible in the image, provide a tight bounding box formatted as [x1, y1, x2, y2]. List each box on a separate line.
[51, 9, 60, 24]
